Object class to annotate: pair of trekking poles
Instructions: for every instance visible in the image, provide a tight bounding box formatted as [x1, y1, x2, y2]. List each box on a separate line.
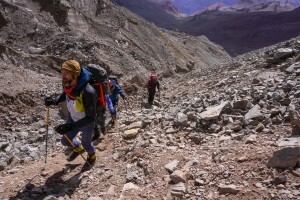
[19, 107, 91, 194]
[45, 107, 90, 167]
[45, 97, 131, 164]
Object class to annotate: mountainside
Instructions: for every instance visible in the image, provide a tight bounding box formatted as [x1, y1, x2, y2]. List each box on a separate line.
[195, 2, 228, 14]
[0, 1, 300, 200]
[172, 0, 235, 14]
[179, 7, 300, 56]
[163, 0, 300, 15]
[0, 0, 229, 121]
[116, 0, 300, 56]
[235, 0, 300, 7]
[1, 29, 300, 200]
[230, 0, 300, 11]
[114, 0, 182, 27]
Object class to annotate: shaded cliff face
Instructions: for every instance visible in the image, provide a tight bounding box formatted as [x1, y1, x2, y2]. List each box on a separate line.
[180, 7, 300, 56]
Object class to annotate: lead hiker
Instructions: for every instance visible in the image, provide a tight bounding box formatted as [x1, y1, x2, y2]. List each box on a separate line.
[108, 77, 126, 126]
[146, 74, 160, 106]
[44, 60, 97, 170]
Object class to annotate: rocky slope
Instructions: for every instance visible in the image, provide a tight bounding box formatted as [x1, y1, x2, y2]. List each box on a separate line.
[1, 34, 300, 200]
[0, 0, 229, 130]
[1, 0, 300, 200]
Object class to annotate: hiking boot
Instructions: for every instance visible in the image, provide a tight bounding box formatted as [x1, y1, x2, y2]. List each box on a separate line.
[110, 117, 116, 127]
[92, 128, 100, 141]
[67, 145, 85, 162]
[81, 153, 96, 171]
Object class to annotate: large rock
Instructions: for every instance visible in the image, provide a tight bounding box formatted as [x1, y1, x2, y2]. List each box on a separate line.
[233, 99, 249, 110]
[244, 105, 263, 121]
[199, 101, 230, 120]
[125, 121, 142, 130]
[289, 106, 300, 126]
[177, 113, 188, 126]
[123, 129, 139, 139]
[273, 48, 294, 60]
[285, 62, 300, 73]
[267, 147, 300, 168]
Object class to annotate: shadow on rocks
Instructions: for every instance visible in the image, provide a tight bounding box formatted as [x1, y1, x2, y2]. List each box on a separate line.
[10, 163, 82, 200]
[291, 126, 300, 137]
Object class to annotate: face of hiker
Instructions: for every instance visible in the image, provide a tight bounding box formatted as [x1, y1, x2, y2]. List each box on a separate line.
[61, 69, 77, 87]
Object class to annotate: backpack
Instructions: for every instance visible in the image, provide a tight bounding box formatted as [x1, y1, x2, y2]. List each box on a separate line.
[148, 74, 158, 93]
[108, 75, 119, 86]
[85, 64, 107, 83]
[84, 64, 108, 106]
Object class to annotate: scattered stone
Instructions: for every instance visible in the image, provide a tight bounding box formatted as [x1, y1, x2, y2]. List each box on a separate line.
[164, 160, 179, 173]
[87, 197, 103, 200]
[218, 184, 240, 194]
[123, 129, 139, 139]
[170, 170, 187, 184]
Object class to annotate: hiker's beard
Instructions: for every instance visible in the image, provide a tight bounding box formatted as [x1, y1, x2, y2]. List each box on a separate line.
[62, 77, 76, 87]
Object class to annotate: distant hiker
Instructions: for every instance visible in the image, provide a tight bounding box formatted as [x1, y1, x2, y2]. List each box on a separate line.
[146, 74, 160, 105]
[83, 64, 113, 141]
[44, 60, 97, 170]
[108, 77, 126, 126]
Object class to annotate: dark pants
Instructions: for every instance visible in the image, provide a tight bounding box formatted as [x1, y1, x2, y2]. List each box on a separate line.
[148, 92, 156, 105]
[95, 106, 106, 134]
[61, 119, 95, 154]
[112, 99, 119, 118]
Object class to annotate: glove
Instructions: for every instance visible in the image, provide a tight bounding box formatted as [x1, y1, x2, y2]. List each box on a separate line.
[44, 97, 56, 107]
[54, 124, 74, 135]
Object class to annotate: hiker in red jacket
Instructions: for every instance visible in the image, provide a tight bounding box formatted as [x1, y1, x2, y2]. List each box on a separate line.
[146, 74, 160, 105]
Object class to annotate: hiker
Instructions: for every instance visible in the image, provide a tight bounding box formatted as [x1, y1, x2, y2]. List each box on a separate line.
[146, 74, 160, 105]
[82, 64, 114, 141]
[44, 60, 97, 170]
[108, 78, 126, 126]
[92, 91, 114, 139]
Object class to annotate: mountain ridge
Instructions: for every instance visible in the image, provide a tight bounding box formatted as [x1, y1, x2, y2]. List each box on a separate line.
[115, 0, 300, 56]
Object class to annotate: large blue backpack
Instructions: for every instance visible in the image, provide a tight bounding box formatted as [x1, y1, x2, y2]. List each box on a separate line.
[84, 64, 108, 106]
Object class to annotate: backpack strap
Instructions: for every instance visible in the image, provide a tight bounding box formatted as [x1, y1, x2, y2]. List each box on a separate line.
[95, 83, 106, 107]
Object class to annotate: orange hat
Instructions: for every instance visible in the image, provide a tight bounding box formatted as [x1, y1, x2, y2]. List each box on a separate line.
[61, 60, 81, 77]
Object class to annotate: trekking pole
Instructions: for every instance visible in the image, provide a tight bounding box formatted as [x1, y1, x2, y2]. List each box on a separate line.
[45, 107, 50, 164]
[63, 134, 91, 167]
